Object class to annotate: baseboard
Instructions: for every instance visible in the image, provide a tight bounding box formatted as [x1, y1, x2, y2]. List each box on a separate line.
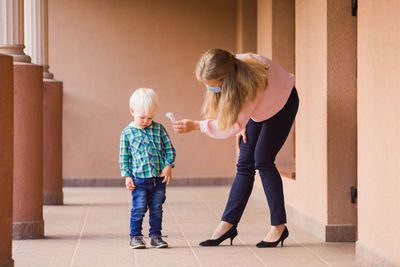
[357, 242, 399, 266]
[43, 191, 63, 205]
[63, 176, 235, 187]
[286, 204, 357, 242]
[0, 260, 14, 267]
[13, 220, 44, 240]
[325, 224, 356, 242]
[285, 204, 326, 240]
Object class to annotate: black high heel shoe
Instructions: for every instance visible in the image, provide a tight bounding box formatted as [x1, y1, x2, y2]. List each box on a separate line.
[256, 226, 289, 248]
[199, 226, 238, 246]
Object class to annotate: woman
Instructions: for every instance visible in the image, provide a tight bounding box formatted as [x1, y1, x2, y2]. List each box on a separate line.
[172, 48, 299, 247]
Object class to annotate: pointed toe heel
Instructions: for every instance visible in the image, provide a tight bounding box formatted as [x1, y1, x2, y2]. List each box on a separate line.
[199, 226, 238, 246]
[256, 226, 289, 248]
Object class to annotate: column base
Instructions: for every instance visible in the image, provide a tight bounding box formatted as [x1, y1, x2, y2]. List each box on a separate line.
[0, 45, 31, 63]
[0, 260, 14, 267]
[12, 220, 44, 240]
[43, 65, 54, 79]
[43, 191, 63, 205]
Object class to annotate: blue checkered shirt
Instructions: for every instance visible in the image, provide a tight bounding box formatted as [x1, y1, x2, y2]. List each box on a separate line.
[119, 121, 176, 178]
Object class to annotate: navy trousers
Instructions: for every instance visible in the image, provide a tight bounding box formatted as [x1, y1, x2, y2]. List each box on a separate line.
[221, 87, 299, 226]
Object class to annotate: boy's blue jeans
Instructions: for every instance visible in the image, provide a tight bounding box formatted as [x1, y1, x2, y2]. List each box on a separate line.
[130, 177, 166, 238]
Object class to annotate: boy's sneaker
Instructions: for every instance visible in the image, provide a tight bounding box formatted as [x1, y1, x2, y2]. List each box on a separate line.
[130, 236, 146, 249]
[150, 236, 168, 248]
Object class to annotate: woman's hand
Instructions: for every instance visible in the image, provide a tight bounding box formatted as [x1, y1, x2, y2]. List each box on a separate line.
[160, 165, 172, 184]
[125, 177, 136, 191]
[236, 128, 247, 150]
[172, 119, 200, 133]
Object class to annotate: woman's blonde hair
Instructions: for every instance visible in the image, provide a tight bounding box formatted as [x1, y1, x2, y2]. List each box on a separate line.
[196, 49, 268, 130]
[129, 88, 159, 115]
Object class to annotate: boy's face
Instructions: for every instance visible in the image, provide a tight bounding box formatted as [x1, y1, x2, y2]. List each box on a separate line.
[130, 109, 154, 128]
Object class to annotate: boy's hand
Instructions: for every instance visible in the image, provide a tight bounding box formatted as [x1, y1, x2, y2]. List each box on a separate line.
[125, 177, 136, 191]
[160, 165, 172, 184]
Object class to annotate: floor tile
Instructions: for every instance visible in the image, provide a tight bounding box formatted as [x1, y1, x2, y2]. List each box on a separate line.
[12, 186, 358, 267]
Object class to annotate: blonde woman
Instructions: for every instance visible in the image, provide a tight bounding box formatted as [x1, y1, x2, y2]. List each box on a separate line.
[172, 48, 299, 247]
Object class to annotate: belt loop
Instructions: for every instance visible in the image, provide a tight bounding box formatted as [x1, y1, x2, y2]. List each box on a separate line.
[153, 177, 156, 187]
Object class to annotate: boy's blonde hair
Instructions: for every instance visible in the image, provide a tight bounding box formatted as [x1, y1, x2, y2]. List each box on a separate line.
[129, 88, 159, 115]
[196, 49, 267, 130]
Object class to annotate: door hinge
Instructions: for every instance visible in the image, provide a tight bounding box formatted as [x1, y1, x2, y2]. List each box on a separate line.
[351, 0, 358, 16]
[351, 186, 358, 203]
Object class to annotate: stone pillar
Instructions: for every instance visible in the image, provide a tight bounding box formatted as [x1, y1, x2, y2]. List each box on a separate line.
[0, 54, 14, 267]
[0, 0, 44, 239]
[25, 0, 63, 205]
[12, 63, 44, 239]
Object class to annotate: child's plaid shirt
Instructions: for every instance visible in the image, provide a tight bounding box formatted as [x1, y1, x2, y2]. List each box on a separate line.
[119, 121, 176, 178]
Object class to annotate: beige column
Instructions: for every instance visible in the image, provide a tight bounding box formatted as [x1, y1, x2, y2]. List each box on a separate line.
[24, 0, 53, 78]
[0, 54, 14, 267]
[24, 0, 63, 205]
[257, 0, 295, 171]
[0, 0, 30, 62]
[0, 0, 44, 239]
[284, 0, 357, 242]
[236, 0, 257, 54]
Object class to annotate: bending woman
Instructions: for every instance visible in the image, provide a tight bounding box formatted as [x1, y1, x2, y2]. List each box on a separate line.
[172, 48, 299, 247]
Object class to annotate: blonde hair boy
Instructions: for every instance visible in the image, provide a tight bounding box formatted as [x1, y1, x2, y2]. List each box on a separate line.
[119, 87, 176, 249]
[129, 88, 159, 116]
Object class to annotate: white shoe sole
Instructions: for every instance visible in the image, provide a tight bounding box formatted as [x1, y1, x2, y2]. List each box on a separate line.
[153, 243, 168, 248]
[129, 245, 146, 249]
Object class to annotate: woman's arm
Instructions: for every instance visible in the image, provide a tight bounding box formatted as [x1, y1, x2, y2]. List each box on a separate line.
[172, 119, 200, 133]
[198, 119, 242, 139]
[199, 98, 259, 139]
[172, 99, 257, 139]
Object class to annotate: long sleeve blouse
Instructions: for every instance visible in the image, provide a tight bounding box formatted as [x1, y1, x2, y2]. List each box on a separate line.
[199, 53, 295, 139]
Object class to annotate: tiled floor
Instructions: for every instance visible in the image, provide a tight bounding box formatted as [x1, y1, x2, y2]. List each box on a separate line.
[12, 186, 359, 267]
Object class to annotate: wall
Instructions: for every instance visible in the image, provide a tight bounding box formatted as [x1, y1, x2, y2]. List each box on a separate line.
[357, 1, 400, 265]
[48, 0, 238, 179]
[236, 0, 257, 54]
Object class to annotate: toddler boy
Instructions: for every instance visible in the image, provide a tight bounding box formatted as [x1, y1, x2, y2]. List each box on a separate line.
[119, 88, 176, 249]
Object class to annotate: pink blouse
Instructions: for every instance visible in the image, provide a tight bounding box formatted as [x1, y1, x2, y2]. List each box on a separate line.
[199, 53, 295, 139]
